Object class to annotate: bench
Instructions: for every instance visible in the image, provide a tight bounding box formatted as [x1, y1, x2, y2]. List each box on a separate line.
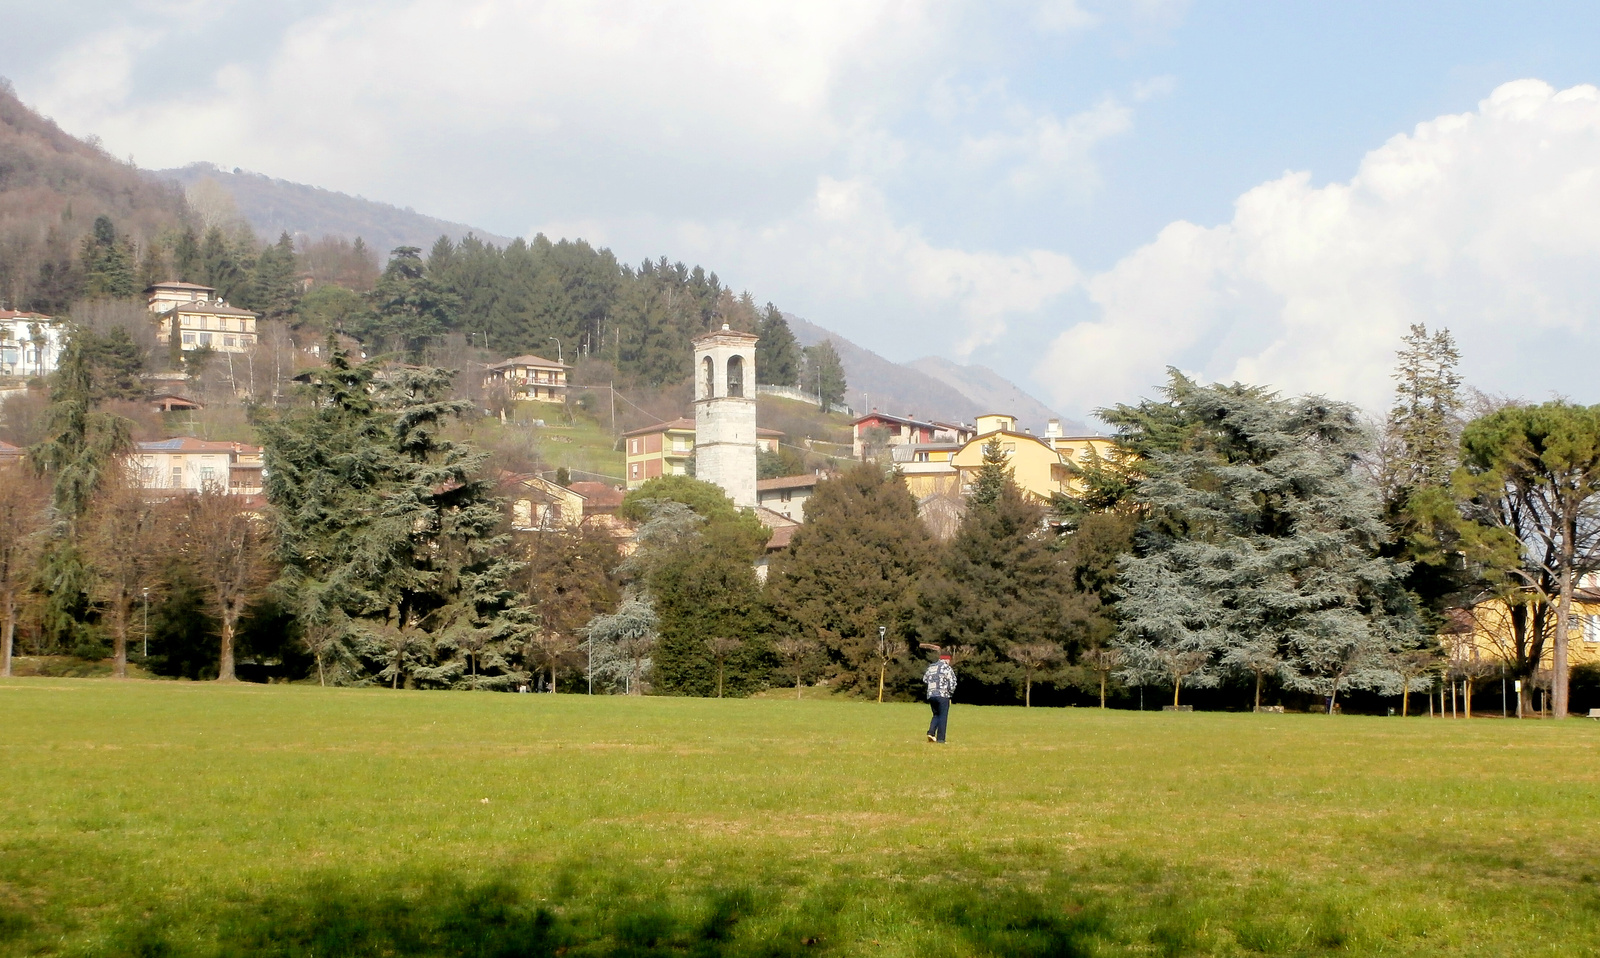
[1589, 709, 1600, 720]
[1161, 705, 1194, 712]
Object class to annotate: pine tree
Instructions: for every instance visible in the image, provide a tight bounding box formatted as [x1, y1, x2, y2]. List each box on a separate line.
[173, 227, 202, 282]
[1114, 373, 1419, 712]
[802, 340, 847, 410]
[1384, 324, 1462, 499]
[968, 437, 1011, 509]
[79, 216, 137, 299]
[756, 304, 802, 386]
[363, 247, 458, 359]
[919, 480, 1092, 703]
[257, 349, 522, 688]
[29, 339, 134, 653]
[249, 232, 302, 322]
[767, 462, 934, 696]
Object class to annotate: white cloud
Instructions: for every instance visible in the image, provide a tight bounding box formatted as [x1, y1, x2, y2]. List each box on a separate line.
[1037, 79, 1600, 419]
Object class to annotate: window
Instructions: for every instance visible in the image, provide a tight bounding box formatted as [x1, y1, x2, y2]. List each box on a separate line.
[182, 333, 195, 345]
[629, 462, 641, 480]
[1585, 615, 1600, 644]
[225, 336, 237, 348]
[727, 356, 744, 397]
[780, 490, 792, 502]
[629, 438, 642, 455]
[170, 466, 182, 486]
[199, 333, 213, 346]
[702, 356, 715, 399]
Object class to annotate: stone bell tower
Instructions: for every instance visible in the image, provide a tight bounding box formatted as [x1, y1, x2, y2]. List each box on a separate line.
[693, 324, 759, 509]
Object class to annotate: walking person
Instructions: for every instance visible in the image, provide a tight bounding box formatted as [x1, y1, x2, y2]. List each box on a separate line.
[924, 651, 956, 743]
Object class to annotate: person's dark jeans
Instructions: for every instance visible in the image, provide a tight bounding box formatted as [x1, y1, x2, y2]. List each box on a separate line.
[927, 696, 950, 742]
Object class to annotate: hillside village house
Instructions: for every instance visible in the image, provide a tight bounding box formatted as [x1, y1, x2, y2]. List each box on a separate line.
[484, 354, 570, 403]
[0, 309, 66, 378]
[0, 440, 23, 465]
[146, 281, 260, 354]
[500, 473, 587, 530]
[623, 418, 783, 489]
[133, 438, 264, 496]
[755, 473, 822, 522]
[851, 410, 974, 460]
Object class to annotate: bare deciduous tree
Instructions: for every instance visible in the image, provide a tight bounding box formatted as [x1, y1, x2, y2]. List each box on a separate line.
[83, 481, 164, 678]
[774, 637, 818, 700]
[173, 487, 274, 681]
[707, 636, 744, 699]
[1006, 642, 1062, 708]
[0, 464, 49, 677]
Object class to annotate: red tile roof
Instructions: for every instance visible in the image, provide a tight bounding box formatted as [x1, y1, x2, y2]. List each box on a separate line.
[137, 438, 262, 455]
[568, 481, 625, 511]
[487, 354, 569, 371]
[765, 524, 798, 550]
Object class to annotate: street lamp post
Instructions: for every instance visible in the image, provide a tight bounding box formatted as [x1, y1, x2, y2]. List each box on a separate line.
[547, 337, 563, 364]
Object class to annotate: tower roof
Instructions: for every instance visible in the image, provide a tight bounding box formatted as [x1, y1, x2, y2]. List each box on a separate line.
[692, 323, 758, 344]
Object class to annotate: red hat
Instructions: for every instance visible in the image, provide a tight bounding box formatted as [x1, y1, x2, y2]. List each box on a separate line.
[939, 652, 952, 661]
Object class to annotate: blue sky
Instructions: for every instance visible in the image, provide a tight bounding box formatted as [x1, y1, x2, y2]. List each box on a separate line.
[5, 0, 1600, 420]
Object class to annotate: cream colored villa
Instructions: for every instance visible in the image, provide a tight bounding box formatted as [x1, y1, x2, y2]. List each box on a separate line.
[146, 281, 260, 354]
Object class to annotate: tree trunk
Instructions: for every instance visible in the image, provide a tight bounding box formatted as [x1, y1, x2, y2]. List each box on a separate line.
[112, 600, 128, 679]
[718, 661, 725, 699]
[316, 652, 326, 688]
[217, 615, 237, 682]
[1173, 681, 1181, 708]
[1464, 678, 1473, 718]
[1554, 535, 1574, 719]
[1, 592, 14, 678]
[1401, 684, 1409, 717]
[877, 661, 885, 703]
[1099, 672, 1106, 709]
[795, 674, 802, 700]
[1025, 674, 1032, 708]
[1253, 671, 1262, 710]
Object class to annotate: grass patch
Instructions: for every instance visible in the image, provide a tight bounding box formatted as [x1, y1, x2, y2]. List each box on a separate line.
[0, 680, 1597, 955]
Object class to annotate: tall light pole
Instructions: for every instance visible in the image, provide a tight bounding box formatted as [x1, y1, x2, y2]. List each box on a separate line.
[547, 337, 562, 364]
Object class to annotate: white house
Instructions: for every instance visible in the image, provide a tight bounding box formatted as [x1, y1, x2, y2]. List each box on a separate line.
[0, 309, 67, 378]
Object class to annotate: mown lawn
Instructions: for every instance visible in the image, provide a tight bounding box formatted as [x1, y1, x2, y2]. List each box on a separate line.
[0, 680, 1596, 957]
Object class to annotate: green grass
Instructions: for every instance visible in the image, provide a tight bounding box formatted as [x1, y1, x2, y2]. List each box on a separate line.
[1, 681, 1597, 956]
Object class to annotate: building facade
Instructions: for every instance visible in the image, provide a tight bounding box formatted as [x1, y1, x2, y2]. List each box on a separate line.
[133, 438, 264, 495]
[755, 473, 821, 522]
[624, 418, 698, 487]
[0, 310, 66, 378]
[852, 410, 974, 459]
[146, 281, 260, 354]
[484, 354, 570, 403]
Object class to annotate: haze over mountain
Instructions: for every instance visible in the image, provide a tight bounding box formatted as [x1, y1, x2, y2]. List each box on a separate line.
[785, 315, 1081, 434]
[158, 163, 514, 255]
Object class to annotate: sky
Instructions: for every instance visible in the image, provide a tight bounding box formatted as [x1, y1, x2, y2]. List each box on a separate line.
[5, 0, 1600, 422]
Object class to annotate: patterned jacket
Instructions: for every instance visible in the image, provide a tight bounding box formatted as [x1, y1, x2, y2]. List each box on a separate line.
[923, 661, 957, 699]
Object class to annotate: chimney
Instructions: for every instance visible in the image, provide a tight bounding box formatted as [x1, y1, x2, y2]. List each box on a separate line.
[1046, 418, 1062, 439]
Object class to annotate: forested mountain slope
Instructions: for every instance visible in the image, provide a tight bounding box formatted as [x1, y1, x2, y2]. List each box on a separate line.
[158, 163, 513, 256]
[907, 356, 1078, 433]
[0, 81, 188, 309]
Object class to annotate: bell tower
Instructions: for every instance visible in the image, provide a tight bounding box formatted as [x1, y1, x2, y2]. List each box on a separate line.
[692, 324, 759, 509]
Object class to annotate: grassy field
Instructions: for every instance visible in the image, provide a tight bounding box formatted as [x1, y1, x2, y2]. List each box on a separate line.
[0, 681, 1597, 957]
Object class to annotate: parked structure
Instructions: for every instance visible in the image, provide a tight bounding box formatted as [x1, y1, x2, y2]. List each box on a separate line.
[0, 309, 66, 378]
[146, 281, 260, 354]
[484, 354, 570, 403]
[133, 438, 264, 495]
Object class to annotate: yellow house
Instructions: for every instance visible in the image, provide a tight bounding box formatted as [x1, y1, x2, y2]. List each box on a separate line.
[484, 354, 570, 403]
[1445, 586, 1600, 673]
[892, 443, 962, 499]
[951, 414, 1075, 502]
[147, 281, 260, 354]
[499, 473, 587, 530]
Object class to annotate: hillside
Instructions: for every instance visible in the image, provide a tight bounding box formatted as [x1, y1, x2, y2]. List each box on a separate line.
[786, 314, 1081, 433]
[158, 163, 514, 255]
[0, 81, 188, 309]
